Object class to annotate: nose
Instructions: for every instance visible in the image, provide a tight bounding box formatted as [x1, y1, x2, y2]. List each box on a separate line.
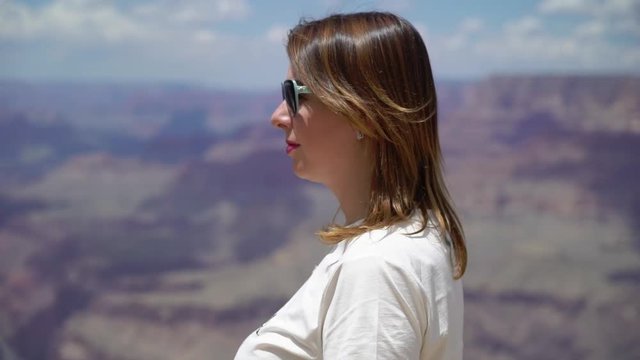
[271, 100, 291, 130]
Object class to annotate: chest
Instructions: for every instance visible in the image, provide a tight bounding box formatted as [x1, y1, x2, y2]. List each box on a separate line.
[237, 258, 339, 359]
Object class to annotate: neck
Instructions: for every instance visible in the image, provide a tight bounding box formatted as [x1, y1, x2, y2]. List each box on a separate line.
[326, 172, 370, 226]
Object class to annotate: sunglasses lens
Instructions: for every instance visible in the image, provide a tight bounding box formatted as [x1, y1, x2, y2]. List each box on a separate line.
[282, 80, 296, 115]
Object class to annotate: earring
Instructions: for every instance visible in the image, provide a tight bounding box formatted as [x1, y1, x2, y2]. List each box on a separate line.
[356, 131, 364, 140]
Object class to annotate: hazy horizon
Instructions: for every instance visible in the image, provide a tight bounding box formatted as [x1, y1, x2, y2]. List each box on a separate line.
[1, 71, 638, 91]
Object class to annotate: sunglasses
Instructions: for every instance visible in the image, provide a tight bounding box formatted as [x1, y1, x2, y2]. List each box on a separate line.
[281, 79, 311, 116]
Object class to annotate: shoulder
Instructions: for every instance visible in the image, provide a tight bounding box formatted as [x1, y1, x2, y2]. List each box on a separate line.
[341, 213, 455, 281]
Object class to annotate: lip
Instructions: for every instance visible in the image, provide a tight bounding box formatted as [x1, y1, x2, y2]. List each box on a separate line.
[286, 140, 300, 154]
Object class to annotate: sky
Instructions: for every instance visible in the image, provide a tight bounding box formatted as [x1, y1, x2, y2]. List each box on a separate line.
[0, 0, 638, 89]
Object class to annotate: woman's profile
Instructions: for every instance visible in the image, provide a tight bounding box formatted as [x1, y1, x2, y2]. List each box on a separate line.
[235, 11, 467, 360]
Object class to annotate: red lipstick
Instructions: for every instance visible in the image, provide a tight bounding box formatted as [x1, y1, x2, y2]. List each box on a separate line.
[286, 140, 300, 154]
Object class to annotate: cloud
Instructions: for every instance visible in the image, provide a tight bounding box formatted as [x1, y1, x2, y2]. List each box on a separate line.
[538, 0, 593, 13]
[472, 15, 636, 72]
[319, 0, 415, 13]
[193, 30, 218, 44]
[0, 0, 145, 41]
[504, 16, 542, 36]
[539, 0, 640, 36]
[413, 21, 429, 42]
[539, 0, 638, 16]
[459, 18, 485, 33]
[575, 20, 606, 38]
[0, 0, 252, 42]
[428, 3, 639, 77]
[0, 0, 637, 85]
[131, 0, 250, 24]
[266, 24, 289, 45]
[374, 0, 414, 12]
[0, 0, 291, 88]
[213, 0, 251, 20]
[0, 0, 150, 42]
[442, 17, 485, 51]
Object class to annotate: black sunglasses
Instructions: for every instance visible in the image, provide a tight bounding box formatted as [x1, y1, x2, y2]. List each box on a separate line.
[281, 79, 311, 116]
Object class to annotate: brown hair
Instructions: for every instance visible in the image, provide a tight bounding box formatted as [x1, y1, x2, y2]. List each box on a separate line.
[286, 12, 467, 278]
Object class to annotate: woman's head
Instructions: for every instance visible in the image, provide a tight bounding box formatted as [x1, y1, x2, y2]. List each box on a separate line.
[284, 11, 467, 278]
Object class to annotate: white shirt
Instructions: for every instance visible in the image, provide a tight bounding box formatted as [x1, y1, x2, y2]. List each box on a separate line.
[234, 211, 463, 359]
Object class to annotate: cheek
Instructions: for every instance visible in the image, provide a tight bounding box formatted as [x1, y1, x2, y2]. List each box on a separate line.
[323, 118, 358, 150]
[297, 103, 358, 161]
[309, 123, 358, 163]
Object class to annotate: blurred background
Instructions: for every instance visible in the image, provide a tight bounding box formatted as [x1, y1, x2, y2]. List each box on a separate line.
[0, 0, 639, 359]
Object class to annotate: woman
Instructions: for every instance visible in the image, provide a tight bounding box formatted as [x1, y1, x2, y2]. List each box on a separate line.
[235, 11, 466, 360]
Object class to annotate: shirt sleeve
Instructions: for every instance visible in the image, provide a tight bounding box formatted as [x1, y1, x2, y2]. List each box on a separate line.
[320, 255, 427, 359]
